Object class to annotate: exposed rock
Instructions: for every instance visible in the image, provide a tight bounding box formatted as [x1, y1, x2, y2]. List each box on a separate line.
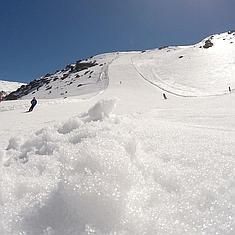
[5, 78, 48, 100]
[45, 86, 52, 90]
[72, 61, 97, 73]
[159, 46, 168, 50]
[228, 30, 235, 34]
[45, 73, 52, 77]
[203, 39, 213, 49]
[61, 73, 69, 80]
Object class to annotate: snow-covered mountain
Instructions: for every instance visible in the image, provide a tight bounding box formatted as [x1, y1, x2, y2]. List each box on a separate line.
[133, 31, 235, 97]
[5, 31, 235, 100]
[1, 31, 235, 235]
[5, 54, 118, 100]
[0, 80, 25, 97]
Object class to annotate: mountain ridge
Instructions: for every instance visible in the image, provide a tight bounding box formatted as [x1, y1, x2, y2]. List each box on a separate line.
[5, 30, 235, 100]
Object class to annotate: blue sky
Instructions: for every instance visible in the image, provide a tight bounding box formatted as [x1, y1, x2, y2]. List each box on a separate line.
[0, 0, 235, 83]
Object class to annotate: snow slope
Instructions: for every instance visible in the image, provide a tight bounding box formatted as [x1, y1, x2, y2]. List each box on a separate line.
[0, 80, 25, 95]
[132, 32, 235, 97]
[6, 32, 235, 100]
[1, 32, 235, 235]
[6, 53, 118, 100]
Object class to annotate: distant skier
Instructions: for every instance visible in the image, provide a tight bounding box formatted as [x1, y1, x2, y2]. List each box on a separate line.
[229, 86, 231, 92]
[29, 97, 37, 112]
[163, 93, 167, 100]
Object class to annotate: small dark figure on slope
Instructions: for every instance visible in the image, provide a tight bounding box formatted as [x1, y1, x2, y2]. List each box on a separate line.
[163, 93, 167, 100]
[29, 97, 37, 112]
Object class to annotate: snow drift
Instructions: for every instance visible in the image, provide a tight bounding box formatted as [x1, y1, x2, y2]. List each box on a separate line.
[1, 100, 235, 235]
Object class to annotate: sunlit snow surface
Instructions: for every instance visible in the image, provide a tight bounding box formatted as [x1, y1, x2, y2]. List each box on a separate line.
[132, 33, 235, 97]
[1, 100, 235, 235]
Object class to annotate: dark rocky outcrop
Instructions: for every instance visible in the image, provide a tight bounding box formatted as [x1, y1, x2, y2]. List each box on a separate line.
[72, 61, 97, 73]
[45, 86, 52, 90]
[61, 73, 69, 80]
[203, 39, 213, 49]
[228, 30, 235, 34]
[5, 59, 99, 100]
[5, 79, 49, 100]
[159, 46, 168, 50]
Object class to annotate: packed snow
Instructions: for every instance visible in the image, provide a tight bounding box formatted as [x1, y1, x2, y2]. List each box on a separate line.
[1, 32, 235, 235]
[132, 32, 235, 97]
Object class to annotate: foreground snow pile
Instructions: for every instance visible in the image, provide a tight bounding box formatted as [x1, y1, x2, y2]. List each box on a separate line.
[1, 100, 235, 235]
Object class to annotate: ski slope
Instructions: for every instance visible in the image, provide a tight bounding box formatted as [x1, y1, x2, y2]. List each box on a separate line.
[1, 32, 235, 235]
[132, 33, 235, 97]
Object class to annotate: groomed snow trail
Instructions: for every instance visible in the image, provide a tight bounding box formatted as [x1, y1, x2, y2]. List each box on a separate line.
[131, 36, 235, 97]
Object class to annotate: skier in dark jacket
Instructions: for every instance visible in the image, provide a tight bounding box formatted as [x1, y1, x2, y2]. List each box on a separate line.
[29, 97, 37, 112]
[163, 93, 167, 100]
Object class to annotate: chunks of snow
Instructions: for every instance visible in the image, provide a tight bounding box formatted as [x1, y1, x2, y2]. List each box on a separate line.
[57, 117, 83, 134]
[6, 137, 22, 151]
[81, 99, 116, 122]
[1, 102, 235, 234]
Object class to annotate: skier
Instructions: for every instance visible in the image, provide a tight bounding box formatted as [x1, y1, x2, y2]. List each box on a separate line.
[29, 97, 37, 112]
[229, 86, 231, 92]
[163, 93, 167, 100]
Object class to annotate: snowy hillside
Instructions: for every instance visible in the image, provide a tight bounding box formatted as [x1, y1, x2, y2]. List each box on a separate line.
[6, 31, 235, 100]
[6, 54, 118, 100]
[0, 80, 25, 96]
[132, 31, 235, 97]
[1, 31, 235, 235]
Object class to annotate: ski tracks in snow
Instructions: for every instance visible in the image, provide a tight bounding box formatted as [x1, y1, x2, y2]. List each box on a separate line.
[130, 52, 233, 98]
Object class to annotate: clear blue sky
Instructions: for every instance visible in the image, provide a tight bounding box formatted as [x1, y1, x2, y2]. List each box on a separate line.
[0, 0, 234, 83]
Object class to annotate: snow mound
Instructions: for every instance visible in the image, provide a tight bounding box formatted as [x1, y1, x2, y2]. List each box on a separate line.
[81, 99, 117, 122]
[1, 102, 235, 235]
